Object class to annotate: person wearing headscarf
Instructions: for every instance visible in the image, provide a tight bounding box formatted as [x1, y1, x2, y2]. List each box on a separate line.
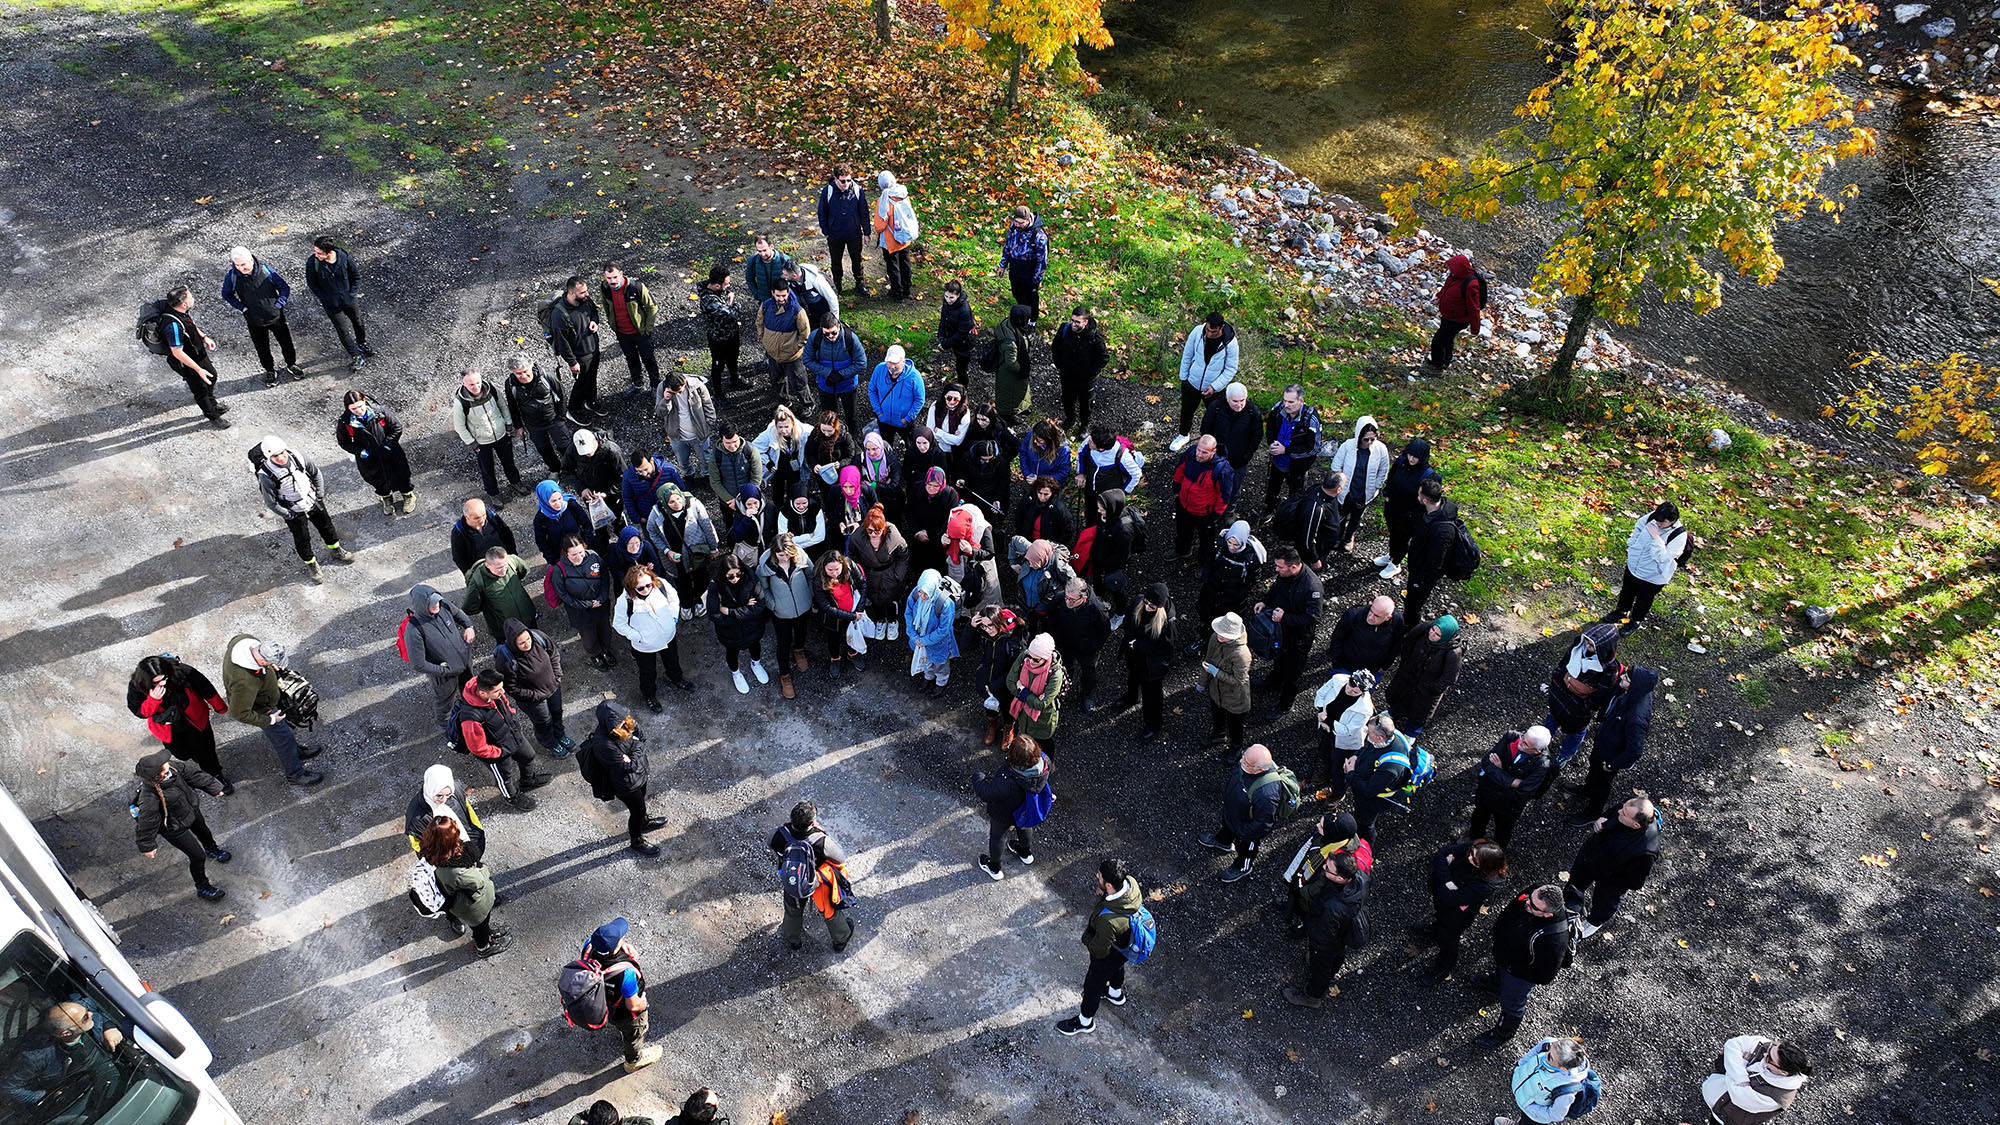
[608, 524, 664, 591]
[944, 502, 1000, 614]
[856, 429, 903, 523]
[846, 505, 910, 641]
[767, 481, 828, 557]
[727, 483, 767, 554]
[905, 464, 959, 577]
[901, 424, 950, 506]
[829, 465, 878, 543]
[964, 403, 1020, 472]
[533, 480, 595, 563]
[643, 482, 719, 617]
[1384, 615, 1463, 737]
[420, 815, 506, 956]
[1115, 583, 1177, 743]
[1199, 613, 1252, 754]
[578, 701, 667, 856]
[404, 764, 486, 865]
[905, 569, 960, 694]
[1544, 623, 1624, 765]
[973, 606, 1027, 746]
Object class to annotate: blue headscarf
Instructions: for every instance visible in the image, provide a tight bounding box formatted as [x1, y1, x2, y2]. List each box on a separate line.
[909, 569, 943, 634]
[535, 480, 565, 519]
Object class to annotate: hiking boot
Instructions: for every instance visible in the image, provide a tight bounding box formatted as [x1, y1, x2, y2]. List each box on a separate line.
[204, 847, 232, 863]
[779, 674, 795, 699]
[977, 854, 1003, 881]
[629, 838, 661, 857]
[287, 770, 324, 787]
[623, 1045, 663, 1073]
[474, 933, 510, 957]
[1475, 1015, 1523, 1050]
[328, 544, 355, 563]
[1008, 840, 1035, 865]
[1056, 1015, 1094, 1036]
[210, 415, 234, 429]
[794, 649, 810, 673]
[1197, 833, 1230, 852]
[645, 697, 663, 713]
[521, 771, 555, 790]
[1282, 986, 1325, 1009]
[983, 714, 1000, 746]
[643, 816, 668, 830]
[380, 495, 396, 517]
[304, 559, 324, 584]
[1103, 986, 1125, 1006]
[197, 885, 226, 901]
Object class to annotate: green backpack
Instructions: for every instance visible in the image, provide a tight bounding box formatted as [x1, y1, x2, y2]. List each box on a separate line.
[1249, 767, 1303, 821]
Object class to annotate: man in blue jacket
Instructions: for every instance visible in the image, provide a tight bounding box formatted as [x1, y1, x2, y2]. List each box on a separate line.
[804, 316, 868, 431]
[816, 163, 871, 296]
[220, 245, 302, 385]
[304, 236, 371, 369]
[867, 345, 926, 447]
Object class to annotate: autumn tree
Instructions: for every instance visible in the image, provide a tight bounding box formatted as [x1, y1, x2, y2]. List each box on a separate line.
[875, 0, 893, 44]
[938, 0, 1114, 109]
[1384, 0, 1874, 405]
[1833, 352, 2000, 492]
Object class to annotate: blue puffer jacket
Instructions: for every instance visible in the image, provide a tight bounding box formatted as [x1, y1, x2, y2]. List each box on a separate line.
[869, 363, 927, 429]
[806, 328, 869, 394]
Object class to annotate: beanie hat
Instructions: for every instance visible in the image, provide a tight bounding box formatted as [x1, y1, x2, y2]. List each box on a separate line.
[1026, 633, 1056, 661]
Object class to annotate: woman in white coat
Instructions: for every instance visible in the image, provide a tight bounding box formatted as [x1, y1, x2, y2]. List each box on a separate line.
[1326, 414, 1390, 553]
[612, 566, 693, 712]
[1312, 668, 1375, 783]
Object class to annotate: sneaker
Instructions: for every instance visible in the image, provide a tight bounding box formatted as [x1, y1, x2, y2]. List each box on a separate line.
[1197, 833, 1230, 852]
[447, 917, 468, 936]
[351, 354, 367, 370]
[1168, 434, 1192, 453]
[474, 934, 510, 957]
[1103, 987, 1126, 1007]
[217, 777, 236, 797]
[304, 559, 324, 585]
[750, 660, 769, 685]
[849, 653, 866, 673]
[204, 847, 232, 863]
[693, 603, 708, 618]
[1616, 621, 1641, 638]
[554, 736, 576, 757]
[643, 816, 670, 830]
[623, 1045, 663, 1073]
[509, 793, 539, 812]
[1575, 918, 1602, 940]
[1108, 615, 1125, 632]
[1282, 986, 1325, 1009]
[1379, 563, 1402, 581]
[977, 855, 1003, 880]
[210, 415, 234, 429]
[732, 670, 750, 694]
[398, 490, 417, 515]
[521, 772, 555, 790]
[197, 885, 226, 901]
[287, 769, 324, 787]
[297, 743, 323, 760]
[284, 363, 306, 380]
[887, 621, 899, 641]
[215, 402, 231, 414]
[1008, 840, 1035, 865]
[359, 344, 376, 358]
[645, 697, 663, 714]
[1220, 863, 1254, 883]
[679, 608, 693, 621]
[380, 495, 395, 517]
[1056, 1015, 1095, 1036]
[1371, 554, 1392, 568]
[328, 544, 355, 563]
[262, 370, 280, 387]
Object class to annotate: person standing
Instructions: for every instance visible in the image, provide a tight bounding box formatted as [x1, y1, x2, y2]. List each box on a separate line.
[645, 483, 720, 616]
[1193, 520, 1266, 648]
[451, 499, 517, 575]
[1048, 579, 1111, 715]
[1007, 633, 1066, 756]
[1115, 583, 1176, 743]
[1600, 501, 1692, 636]
[578, 702, 668, 856]
[1426, 253, 1491, 373]
[697, 266, 745, 401]
[130, 749, 231, 901]
[972, 607, 1027, 746]
[463, 548, 538, 639]
[744, 234, 796, 307]
[1199, 613, 1253, 754]
[1469, 726, 1553, 847]
[758, 534, 815, 695]
[400, 584, 476, 730]
[622, 451, 685, 531]
[1056, 858, 1150, 1036]
[868, 345, 927, 447]
[1414, 838, 1507, 982]
[1169, 313, 1238, 453]
[847, 505, 909, 641]
[219, 245, 302, 385]
[804, 316, 868, 431]
[1498, 1037, 1597, 1125]
[574, 918, 663, 1072]
[453, 368, 527, 507]
[817, 164, 870, 294]
[1281, 850, 1368, 1009]
[905, 569, 960, 696]
[1472, 884, 1578, 1049]
[571, 429, 629, 526]
[936, 279, 977, 383]
[1564, 666, 1656, 819]
[811, 550, 870, 675]
[613, 566, 694, 713]
[1198, 744, 1290, 882]
[600, 261, 660, 395]
[504, 354, 571, 476]
[655, 369, 720, 485]
[1262, 385, 1325, 512]
[1326, 416, 1389, 553]
[756, 280, 813, 407]
[1051, 306, 1108, 435]
[707, 552, 771, 695]
[253, 435, 353, 583]
[421, 816, 508, 956]
[220, 634, 323, 786]
[991, 304, 1034, 422]
[973, 734, 1052, 879]
[403, 765, 485, 867]
[1280, 473, 1349, 573]
[1566, 796, 1661, 939]
[1327, 594, 1407, 679]
[533, 482, 597, 565]
[999, 205, 1047, 321]
[784, 260, 842, 329]
[1544, 624, 1625, 765]
[1200, 382, 1262, 476]
[1169, 435, 1237, 564]
[1703, 1036, 1814, 1124]
[452, 669, 554, 808]
[1374, 437, 1439, 581]
[1253, 546, 1325, 718]
[552, 535, 618, 669]
[335, 390, 415, 517]
[1343, 715, 1415, 842]
[149, 285, 231, 427]
[874, 174, 919, 299]
[303, 236, 371, 369]
[768, 800, 855, 951]
[1310, 669, 1375, 785]
[1384, 615, 1464, 738]
[126, 654, 233, 792]
[495, 617, 572, 756]
[545, 276, 604, 420]
[1403, 479, 1460, 624]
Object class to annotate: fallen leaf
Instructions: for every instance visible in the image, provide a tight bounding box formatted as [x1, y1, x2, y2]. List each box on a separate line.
[771, 1114, 788, 1125]
[193, 196, 213, 205]
[1243, 1009, 1254, 1019]
[268, 225, 289, 234]
[1285, 1047, 1300, 1061]
[218, 914, 236, 926]
[172, 538, 184, 549]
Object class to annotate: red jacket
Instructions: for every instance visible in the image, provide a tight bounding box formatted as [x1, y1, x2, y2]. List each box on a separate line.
[1436, 254, 1486, 329]
[1172, 451, 1236, 518]
[138, 686, 226, 743]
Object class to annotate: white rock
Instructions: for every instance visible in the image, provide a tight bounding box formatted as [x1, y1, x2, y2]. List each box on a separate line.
[1279, 186, 1311, 206]
[1922, 16, 1957, 37]
[1893, 3, 1929, 24]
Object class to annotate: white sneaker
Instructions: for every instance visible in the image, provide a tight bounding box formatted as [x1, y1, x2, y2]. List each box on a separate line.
[887, 621, 900, 641]
[1168, 434, 1191, 453]
[1379, 563, 1401, 581]
[1104, 986, 1126, 1006]
[732, 670, 750, 694]
[680, 608, 694, 621]
[1371, 554, 1392, 568]
[1575, 918, 1602, 940]
[750, 659, 769, 685]
[1108, 615, 1125, 632]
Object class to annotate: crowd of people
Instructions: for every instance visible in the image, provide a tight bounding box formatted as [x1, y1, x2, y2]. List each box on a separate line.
[109, 164, 1808, 1124]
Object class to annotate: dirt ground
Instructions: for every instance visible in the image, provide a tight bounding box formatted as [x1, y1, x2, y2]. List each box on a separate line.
[1, 14, 1996, 1125]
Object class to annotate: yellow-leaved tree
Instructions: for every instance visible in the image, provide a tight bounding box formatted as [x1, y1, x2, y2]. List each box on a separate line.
[1384, 0, 1876, 405]
[1832, 353, 2000, 492]
[938, 0, 1114, 109]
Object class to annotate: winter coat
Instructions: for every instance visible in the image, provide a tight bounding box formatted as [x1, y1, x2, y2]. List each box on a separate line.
[1001, 215, 1048, 283]
[1382, 437, 1438, 534]
[992, 307, 1034, 415]
[220, 634, 281, 728]
[698, 285, 741, 341]
[128, 666, 226, 749]
[570, 439, 628, 501]
[1202, 531, 1266, 611]
[756, 296, 811, 362]
[645, 491, 721, 579]
[1591, 666, 1657, 772]
[546, 294, 601, 362]
[1051, 590, 1112, 658]
[1200, 633, 1253, 714]
[1313, 674, 1375, 752]
[404, 786, 485, 859]
[1477, 731, 1551, 810]
[1051, 320, 1108, 384]
[1201, 397, 1264, 467]
[905, 574, 960, 663]
[1346, 733, 1414, 804]
[1625, 512, 1688, 586]
[1178, 322, 1238, 394]
[1082, 876, 1143, 959]
[582, 701, 649, 799]
[1384, 624, 1463, 729]
[612, 584, 682, 653]
[958, 447, 1012, 516]
[1263, 401, 1326, 474]
[706, 573, 769, 649]
[847, 526, 911, 608]
[1428, 841, 1503, 917]
[744, 250, 795, 304]
[452, 383, 513, 446]
[973, 753, 1051, 823]
[758, 547, 816, 619]
[1018, 438, 1073, 487]
[219, 257, 290, 325]
[451, 512, 518, 575]
[256, 450, 327, 519]
[937, 297, 977, 356]
[303, 248, 360, 309]
[1328, 603, 1406, 675]
[1703, 1036, 1807, 1125]
[976, 629, 1025, 701]
[334, 405, 407, 489]
[505, 365, 568, 429]
[706, 441, 766, 499]
[805, 326, 869, 395]
[1436, 253, 1488, 329]
[433, 859, 496, 927]
[1571, 807, 1662, 893]
[402, 587, 474, 677]
[1123, 599, 1178, 681]
[1005, 652, 1066, 740]
[1491, 892, 1574, 985]
[532, 493, 592, 565]
[868, 363, 927, 429]
[621, 460, 686, 528]
[462, 555, 538, 638]
[811, 563, 868, 633]
[1007, 536, 1077, 618]
[131, 750, 224, 852]
[818, 178, 871, 241]
[1172, 448, 1236, 516]
[790, 263, 841, 326]
[599, 277, 657, 335]
[1407, 499, 1461, 586]
[551, 550, 613, 623]
[1546, 633, 1624, 732]
[451, 678, 530, 762]
[1304, 871, 1370, 951]
[1263, 566, 1326, 647]
[1221, 765, 1284, 841]
[1510, 1040, 1592, 1124]
[1010, 492, 1076, 549]
[1327, 415, 1390, 503]
[494, 620, 563, 704]
[609, 526, 665, 589]
[653, 377, 719, 446]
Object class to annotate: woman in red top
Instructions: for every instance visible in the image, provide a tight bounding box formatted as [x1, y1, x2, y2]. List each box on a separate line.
[125, 654, 233, 793]
[1427, 253, 1497, 372]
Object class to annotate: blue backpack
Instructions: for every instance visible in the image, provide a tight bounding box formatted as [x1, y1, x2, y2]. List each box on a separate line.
[1014, 783, 1055, 829]
[1376, 743, 1436, 804]
[1106, 904, 1158, 963]
[1548, 1068, 1603, 1118]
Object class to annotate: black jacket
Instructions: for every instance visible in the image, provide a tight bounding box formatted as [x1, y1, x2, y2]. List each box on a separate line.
[1384, 626, 1463, 729]
[505, 367, 568, 430]
[1476, 731, 1550, 809]
[1200, 398, 1264, 467]
[706, 574, 769, 649]
[1571, 811, 1661, 892]
[1050, 321, 1108, 383]
[451, 513, 518, 575]
[1123, 604, 1177, 681]
[1304, 871, 1369, 950]
[1328, 604, 1406, 675]
[1590, 666, 1657, 772]
[571, 439, 628, 499]
[1221, 766, 1284, 840]
[1408, 499, 1461, 586]
[131, 750, 224, 853]
[937, 298, 977, 356]
[1491, 892, 1574, 985]
[404, 792, 486, 863]
[1263, 567, 1325, 646]
[1382, 437, 1436, 530]
[494, 622, 563, 704]
[977, 629, 1026, 700]
[580, 701, 649, 799]
[1051, 591, 1112, 658]
[304, 248, 360, 309]
[973, 758, 1051, 822]
[548, 294, 601, 361]
[1084, 490, 1141, 578]
[1428, 841, 1502, 914]
[1011, 492, 1076, 549]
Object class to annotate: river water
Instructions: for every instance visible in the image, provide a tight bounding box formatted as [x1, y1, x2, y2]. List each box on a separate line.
[1096, 0, 2000, 422]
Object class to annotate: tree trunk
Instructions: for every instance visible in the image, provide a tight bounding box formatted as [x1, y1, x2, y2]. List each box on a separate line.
[1542, 293, 1596, 406]
[873, 0, 892, 44]
[1005, 43, 1024, 108]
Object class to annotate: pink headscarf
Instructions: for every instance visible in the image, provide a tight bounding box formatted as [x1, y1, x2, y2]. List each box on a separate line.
[838, 465, 862, 504]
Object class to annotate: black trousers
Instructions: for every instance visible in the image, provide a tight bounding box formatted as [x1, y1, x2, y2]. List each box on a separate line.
[159, 814, 222, 890]
[166, 724, 225, 779]
[1079, 952, 1125, 1019]
[772, 616, 806, 664]
[1385, 507, 1419, 564]
[1124, 669, 1164, 734]
[1352, 794, 1395, 843]
[1208, 703, 1246, 747]
[475, 439, 523, 495]
[723, 640, 764, 672]
[247, 314, 297, 371]
[326, 304, 366, 355]
[1061, 650, 1098, 705]
[1468, 794, 1526, 847]
[827, 237, 865, 288]
[1270, 638, 1311, 710]
[817, 388, 858, 434]
[620, 783, 653, 841]
[1579, 755, 1619, 813]
[1178, 382, 1206, 437]
[1008, 269, 1041, 320]
[178, 370, 225, 420]
[1613, 569, 1666, 623]
[882, 248, 912, 297]
[986, 814, 1031, 862]
[1430, 898, 1479, 972]
[949, 350, 971, 383]
[708, 334, 741, 393]
[284, 504, 341, 561]
[1568, 866, 1630, 926]
[1061, 375, 1095, 433]
[569, 352, 602, 412]
[1403, 578, 1438, 626]
[517, 689, 566, 749]
[1430, 319, 1471, 368]
[1265, 461, 1314, 510]
[615, 331, 661, 389]
[525, 422, 570, 474]
[1304, 937, 1347, 997]
[1211, 823, 1259, 869]
[1174, 507, 1219, 561]
[632, 641, 684, 700]
[1334, 496, 1368, 548]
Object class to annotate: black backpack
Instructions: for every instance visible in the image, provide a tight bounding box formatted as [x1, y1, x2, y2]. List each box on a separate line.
[274, 666, 321, 730]
[136, 301, 173, 355]
[1443, 517, 1483, 581]
[540, 294, 566, 354]
[976, 335, 1003, 373]
[1666, 525, 1696, 568]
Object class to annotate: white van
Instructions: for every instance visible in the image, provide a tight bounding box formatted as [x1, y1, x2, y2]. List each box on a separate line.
[0, 783, 242, 1124]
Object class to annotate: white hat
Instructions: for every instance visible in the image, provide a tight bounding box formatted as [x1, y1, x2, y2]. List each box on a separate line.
[885, 344, 906, 363]
[573, 429, 598, 455]
[258, 434, 287, 459]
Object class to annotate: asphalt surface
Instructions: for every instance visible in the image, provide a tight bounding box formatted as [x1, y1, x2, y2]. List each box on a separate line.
[0, 13, 1995, 1125]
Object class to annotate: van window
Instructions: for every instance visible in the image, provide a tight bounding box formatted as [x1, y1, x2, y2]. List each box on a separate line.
[0, 932, 196, 1125]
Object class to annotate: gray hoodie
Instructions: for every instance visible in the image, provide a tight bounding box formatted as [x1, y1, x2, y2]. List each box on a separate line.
[403, 584, 474, 676]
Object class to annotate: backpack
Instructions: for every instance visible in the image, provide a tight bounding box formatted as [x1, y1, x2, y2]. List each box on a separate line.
[395, 614, 417, 663]
[1013, 783, 1055, 829]
[1376, 744, 1436, 802]
[1249, 766, 1303, 822]
[408, 859, 447, 918]
[137, 301, 173, 355]
[976, 335, 1002, 373]
[1246, 608, 1281, 659]
[1666, 525, 1696, 567]
[541, 563, 563, 608]
[442, 699, 467, 755]
[1443, 517, 1483, 580]
[777, 826, 821, 900]
[575, 740, 616, 801]
[1547, 1068, 1603, 1119]
[556, 955, 634, 1030]
[274, 666, 321, 731]
[1106, 903, 1158, 963]
[539, 294, 566, 353]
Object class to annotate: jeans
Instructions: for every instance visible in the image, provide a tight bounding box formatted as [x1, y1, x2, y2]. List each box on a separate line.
[881, 247, 912, 297]
[1541, 710, 1588, 764]
[475, 439, 523, 496]
[284, 504, 342, 561]
[615, 331, 660, 388]
[1613, 568, 1666, 623]
[158, 814, 223, 889]
[1496, 968, 1535, 1020]
[781, 894, 853, 947]
[669, 436, 710, 482]
[247, 314, 297, 372]
[325, 304, 366, 356]
[986, 816, 1031, 862]
[1430, 319, 1471, 368]
[1079, 951, 1125, 1019]
[259, 720, 307, 778]
[827, 237, 865, 288]
[816, 388, 858, 433]
[632, 642, 684, 701]
[517, 689, 566, 749]
[607, 1006, 650, 1063]
[1385, 505, 1420, 565]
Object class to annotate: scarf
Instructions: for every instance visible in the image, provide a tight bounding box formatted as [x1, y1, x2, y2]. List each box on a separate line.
[910, 571, 944, 635]
[422, 765, 462, 831]
[1010, 657, 1052, 722]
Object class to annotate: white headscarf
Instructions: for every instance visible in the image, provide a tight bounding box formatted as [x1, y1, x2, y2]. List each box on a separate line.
[422, 764, 461, 828]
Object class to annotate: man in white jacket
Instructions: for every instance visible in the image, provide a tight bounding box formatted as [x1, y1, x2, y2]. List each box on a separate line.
[1599, 501, 1690, 636]
[1170, 313, 1238, 453]
[1701, 1035, 1812, 1124]
[1326, 415, 1390, 553]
